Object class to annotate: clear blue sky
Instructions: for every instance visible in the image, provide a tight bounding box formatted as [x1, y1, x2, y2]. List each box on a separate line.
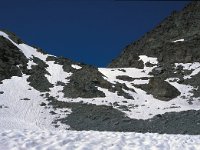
[0, 0, 190, 67]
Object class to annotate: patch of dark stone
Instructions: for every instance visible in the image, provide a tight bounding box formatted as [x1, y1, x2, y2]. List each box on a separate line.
[145, 62, 156, 67]
[0, 91, 4, 94]
[150, 66, 165, 76]
[0, 36, 28, 82]
[134, 77, 181, 101]
[50, 111, 57, 115]
[118, 69, 126, 72]
[27, 56, 53, 92]
[47, 96, 200, 134]
[40, 102, 46, 106]
[56, 81, 65, 86]
[111, 82, 135, 99]
[128, 104, 139, 109]
[116, 75, 134, 81]
[20, 98, 30, 100]
[0, 105, 8, 109]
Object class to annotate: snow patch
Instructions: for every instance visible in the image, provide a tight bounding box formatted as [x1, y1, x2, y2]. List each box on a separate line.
[71, 64, 82, 69]
[45, 61, 72, 84]
[139, 55, 158, 65]
[172, 39, 185, 43]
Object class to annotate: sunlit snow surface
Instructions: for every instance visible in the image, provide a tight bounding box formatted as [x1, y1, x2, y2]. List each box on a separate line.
[0, 130, 200, 150]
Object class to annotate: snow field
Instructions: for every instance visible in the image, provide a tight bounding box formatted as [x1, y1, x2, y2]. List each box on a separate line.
[0, 129, 200, 150]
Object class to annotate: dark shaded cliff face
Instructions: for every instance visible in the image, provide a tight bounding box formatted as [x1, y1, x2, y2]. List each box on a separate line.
[109, 1, 200, 68]
[0, 36, 28, 82]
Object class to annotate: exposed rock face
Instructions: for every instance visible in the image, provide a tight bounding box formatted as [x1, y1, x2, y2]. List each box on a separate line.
[63, 65, 135, 99]
[27, 57, 53, 92]
[137, 78, 181, 101]
[0, 36, 28, 82]
[63, 65, 107, 98]
[109, 1, 200, 68]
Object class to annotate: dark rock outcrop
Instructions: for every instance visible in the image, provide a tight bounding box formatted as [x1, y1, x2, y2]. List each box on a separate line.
[47, 96, 200, 135]
[135, 77, 181, 101]
[0, 36, 28, 82]
[109, 1, 200, 68]
[63, 65, 135, 99]
[27, 56, 53, 92]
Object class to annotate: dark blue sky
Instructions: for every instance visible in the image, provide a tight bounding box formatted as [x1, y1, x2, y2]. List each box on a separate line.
[0, 0, 190, 67]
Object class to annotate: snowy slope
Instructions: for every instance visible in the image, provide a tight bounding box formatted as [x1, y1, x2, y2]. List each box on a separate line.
[0, 30, 200, 129]
[1, 129, 200, 150]
[1, 30, 200, 149]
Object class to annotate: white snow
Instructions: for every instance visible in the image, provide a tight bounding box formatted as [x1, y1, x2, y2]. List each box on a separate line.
[133, 79, 149, 85]
[172, 39, 185, 43]
[0, 76, 70, 131]
[71, 64, 82, 69]
[139, 55, 158, 65]
[0, 129, 200, 150]
[45, 61, 72, 84]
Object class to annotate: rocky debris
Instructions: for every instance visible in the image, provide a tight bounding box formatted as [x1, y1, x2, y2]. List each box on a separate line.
[62, 64, 135, 99]
[47, 96, 200, 134]
[56, 81, 65, 86]
[150, 67, 165, 76]
[0, 91, 4, 94]
[116, 75, 135, 81]
[135, 77, 181, 101]
[27, 56, 53, 92]
[110, 82, 135, 99]
[0, 36, 28, 82]
[46, 55, 78, 73]
[145, 62, 156, 67]
[40, 102, 46, 106]
[182, 72, 200, 98]
[0, 105, 8, 109]
[118, 69, 126, 72]
[50, 111, 57, 115]
[20, 98, 30, 100]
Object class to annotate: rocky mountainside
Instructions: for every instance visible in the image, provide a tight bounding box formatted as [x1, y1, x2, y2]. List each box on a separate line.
[109, 0, 200, 102]
[0, 1, 200, 135]
[109, 1, 200, 68]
